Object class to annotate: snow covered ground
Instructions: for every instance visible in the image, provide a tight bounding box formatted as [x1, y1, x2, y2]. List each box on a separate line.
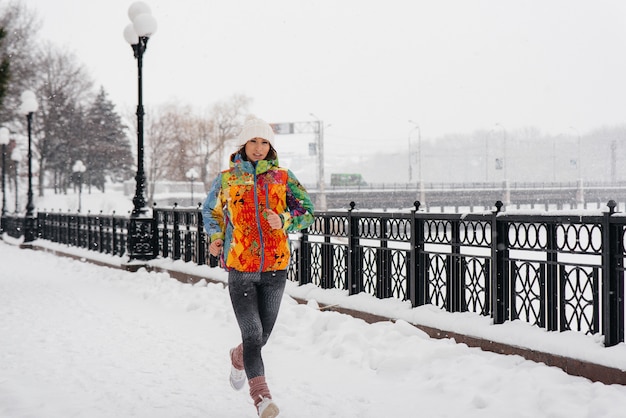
[2, 241, 626, 418]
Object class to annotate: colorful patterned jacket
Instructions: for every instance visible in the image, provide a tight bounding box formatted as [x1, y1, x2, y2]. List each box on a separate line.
[201, 152, 315, 272]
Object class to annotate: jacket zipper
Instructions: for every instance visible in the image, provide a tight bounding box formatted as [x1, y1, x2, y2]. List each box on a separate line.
[253, 171, 265, 272]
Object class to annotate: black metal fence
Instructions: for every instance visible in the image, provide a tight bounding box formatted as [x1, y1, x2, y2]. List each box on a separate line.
[154, 206, 210, 265]
[38, 211, 129, 257]
[2, 200, 624, 347]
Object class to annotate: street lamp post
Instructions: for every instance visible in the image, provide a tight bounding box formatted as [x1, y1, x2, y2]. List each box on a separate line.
[185, 168, 198, 207]
[73, 160, 86, 212]
[408, 120, 424, 203]
[407, 125, 414, 183]
[0, 127, 9, 233]
[495, 123, 507, 181]
[494, 123, 510, 205]
[309, 113, 326, 210]
[124, 1, 158, 261]
[19, 90, 38, 243]
[570, 126, 584, 205]
[10, 147, 20, 213]
[569, 126, 582, 181]
[408, 120, 421, 184]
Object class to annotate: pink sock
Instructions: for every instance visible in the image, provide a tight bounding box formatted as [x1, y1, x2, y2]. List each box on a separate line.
[231, 344, 244, 370]
[249, 376, 271, 407]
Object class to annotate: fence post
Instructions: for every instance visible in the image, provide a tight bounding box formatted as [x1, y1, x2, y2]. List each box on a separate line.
[298, 227, 311, 286]
[545, 222, 558, 331]
[51, 212, 57, 243]
[112, 212, 117, 256]
[86, 213, 92, 250]
[75, 214, 80, 246]
[173, 205, 181, 260]
[408, 203, 417, 306]
[196, 205, 207, 266]
[37, 212, 45, 240]
[184, 211, 192, 263]
[602, 200, 624, 346]
[80, 214, 85, 249]
[321, 215, 334, 288]
[82, 214, 87, 249]
[448, 218, 462, 312]
[58, 213, 63, 244]
[376, 215, 392, 298]
[409, 201, 426, 307]
[98, 213, 104, 253]
[492, 201, 509, 324]
[162, 210, 170, 259]
[347, 202, 363, 295]
[79, 214, 84, 249]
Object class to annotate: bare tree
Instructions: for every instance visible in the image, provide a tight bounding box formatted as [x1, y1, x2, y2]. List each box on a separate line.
[158, 105, 208, 182]
[142, 103, 187, 204]
[0, 0, 40, 126]
[32, 42, 94, 195]
[0, 1, 41, 202]
[138, 95, 252, 203]
[203, 93, 252, 184]
[185, 114, 212, 186]
[0, 27, 10, 109]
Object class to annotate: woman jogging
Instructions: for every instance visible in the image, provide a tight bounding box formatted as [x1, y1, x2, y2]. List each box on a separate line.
[202, 116, 315, 417]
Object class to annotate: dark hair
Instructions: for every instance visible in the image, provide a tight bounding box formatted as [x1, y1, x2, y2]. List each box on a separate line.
[237, 142, 278, 161]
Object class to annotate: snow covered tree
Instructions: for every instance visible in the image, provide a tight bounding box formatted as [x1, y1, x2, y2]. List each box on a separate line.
[0, 0, 40, 125]
[34, 42, 93, 195]
[0, 27, 10, 109]
[41, 90, 86, 194]
[83, 87, 133, 192]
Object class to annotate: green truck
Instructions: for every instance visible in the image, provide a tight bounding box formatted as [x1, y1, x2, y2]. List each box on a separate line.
[330, 173, 367, 187]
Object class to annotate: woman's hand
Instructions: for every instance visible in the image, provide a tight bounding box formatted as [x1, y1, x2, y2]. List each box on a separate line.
[209, 239, 223, 256]
[264, 209, 283, 230]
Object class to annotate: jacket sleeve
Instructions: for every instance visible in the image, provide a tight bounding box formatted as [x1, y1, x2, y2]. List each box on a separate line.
[201, 173, 225, 242]
[281, 169, 315, 232]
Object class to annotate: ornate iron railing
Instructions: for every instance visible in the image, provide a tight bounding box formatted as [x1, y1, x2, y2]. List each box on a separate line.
[154, 204, 214, 266]
[37, 211, 129, 257]
[3, 200, 624, 347]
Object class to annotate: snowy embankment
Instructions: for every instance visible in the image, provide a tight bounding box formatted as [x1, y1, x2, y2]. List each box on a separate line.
[2, 242, 626, 418]
[16, 189, 626, 372]
[30, 234, 626, 375]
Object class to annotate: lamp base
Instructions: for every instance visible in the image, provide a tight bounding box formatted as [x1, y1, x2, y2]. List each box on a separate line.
[23, 215, 37, 243]
[127, 216, 157, 261]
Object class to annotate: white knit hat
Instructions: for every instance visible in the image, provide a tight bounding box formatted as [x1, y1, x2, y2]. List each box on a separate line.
[237, 117, 275, 145]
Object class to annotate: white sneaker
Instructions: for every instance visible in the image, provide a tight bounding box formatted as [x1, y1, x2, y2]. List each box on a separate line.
[257, 397, 279, 418]
[229, 348, 246, 391]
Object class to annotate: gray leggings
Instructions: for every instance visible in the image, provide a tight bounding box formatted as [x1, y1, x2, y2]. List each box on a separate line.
[228, 269, 287, 379]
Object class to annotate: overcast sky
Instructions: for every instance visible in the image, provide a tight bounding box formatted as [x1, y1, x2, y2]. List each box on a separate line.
[20, 0, 626, 155]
